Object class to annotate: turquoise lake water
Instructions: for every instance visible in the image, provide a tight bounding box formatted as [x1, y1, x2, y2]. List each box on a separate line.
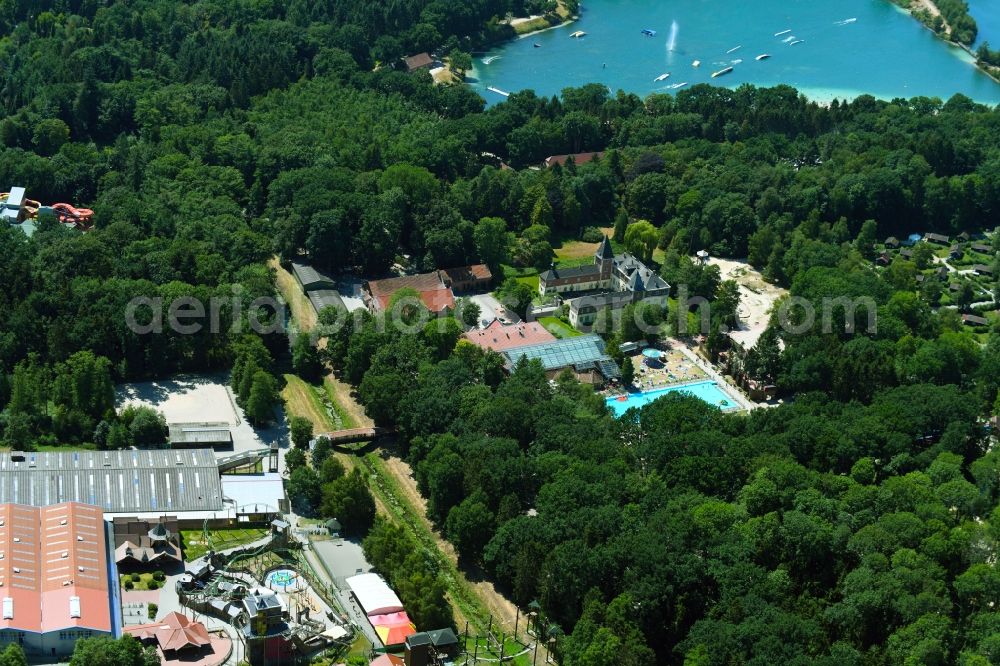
[969, 0, 1000, 49]
[606, 380, 739, 417]
[471, 0, 1000, 105]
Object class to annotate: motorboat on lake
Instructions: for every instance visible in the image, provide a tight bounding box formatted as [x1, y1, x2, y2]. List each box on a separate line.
[756, 54, 771, 61]
[654, 72, 670, 82]
[711, 66, 734, 78]
[774, 29, 791, 37]
[570, 30, 586, 38]
[641, 29, 656, 36]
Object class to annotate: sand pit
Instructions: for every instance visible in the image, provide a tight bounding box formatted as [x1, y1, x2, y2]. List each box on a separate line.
[706, 257, 788, 349]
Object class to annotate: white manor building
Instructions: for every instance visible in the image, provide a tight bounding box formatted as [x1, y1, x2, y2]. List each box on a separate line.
[538, 238, 670, 328]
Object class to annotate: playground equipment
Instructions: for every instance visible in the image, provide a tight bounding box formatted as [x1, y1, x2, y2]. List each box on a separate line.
[51, 202, 94, 229]
[266, 569, 306, 592]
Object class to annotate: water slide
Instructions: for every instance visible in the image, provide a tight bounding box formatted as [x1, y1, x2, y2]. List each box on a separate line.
[51, 202, 94, 228]
[22, 198, 40, 217]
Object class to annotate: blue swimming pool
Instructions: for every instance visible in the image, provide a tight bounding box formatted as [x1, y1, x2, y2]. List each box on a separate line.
[641, 347, 663, 358]
[606, 380, 740, 417]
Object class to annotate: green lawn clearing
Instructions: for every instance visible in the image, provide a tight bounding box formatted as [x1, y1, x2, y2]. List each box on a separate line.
[554, 238, 601, 261]
[464, 635, 534, 666]
[514, 274, 540, 292]
[539, 316, 582, 338]
[180, 527, 269, 561]
[322, 377, 357, 429]
[120, 572, 165, 591]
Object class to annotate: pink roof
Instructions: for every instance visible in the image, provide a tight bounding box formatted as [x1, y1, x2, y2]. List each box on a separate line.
[369, 611, 416, 646]
[0, 502, 112, 634]
[463, 320, 557, 352]
[371, 656, 405, 666]
[126, 612, 211, 652]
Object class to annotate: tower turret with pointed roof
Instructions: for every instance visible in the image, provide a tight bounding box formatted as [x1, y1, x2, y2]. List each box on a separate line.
[595, 236, 614, 278]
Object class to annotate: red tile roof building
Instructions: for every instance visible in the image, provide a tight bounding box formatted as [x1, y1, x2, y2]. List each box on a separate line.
[366, 272, 456, 314]
[0, 502, 118, 658]
[441, 264, 493, 293]
[126, 612, 211, 653]
[463, 320, 557, 352]
[403, 52, 434, 73]
[543, 151, 605, 168]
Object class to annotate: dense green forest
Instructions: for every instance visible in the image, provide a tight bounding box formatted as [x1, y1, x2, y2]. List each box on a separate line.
[3, 0, 1000, 663]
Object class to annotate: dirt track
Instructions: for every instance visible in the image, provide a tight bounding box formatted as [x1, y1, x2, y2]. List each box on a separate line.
[270, 257, 317, 332]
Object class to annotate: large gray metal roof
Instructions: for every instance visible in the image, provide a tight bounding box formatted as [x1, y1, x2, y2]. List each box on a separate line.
[0, 449, 224, 513]
[291, 262, 337, 292]
[307, 289, 345, 314]
[168, 422, 233, 445]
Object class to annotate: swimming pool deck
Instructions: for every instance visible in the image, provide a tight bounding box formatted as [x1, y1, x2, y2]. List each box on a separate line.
[607, 379, 743, 416]
[674, 344, 755, 411]
[607, 341, 755, 413]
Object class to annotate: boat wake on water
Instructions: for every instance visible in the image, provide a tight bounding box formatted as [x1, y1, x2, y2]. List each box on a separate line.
[834, 17, 857, 26]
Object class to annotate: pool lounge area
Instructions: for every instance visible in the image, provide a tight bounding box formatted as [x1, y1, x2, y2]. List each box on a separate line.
[606, 380, 743, 417]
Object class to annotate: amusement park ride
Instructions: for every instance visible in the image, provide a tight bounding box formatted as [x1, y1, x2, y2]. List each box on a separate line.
[1, 185, 94, 231]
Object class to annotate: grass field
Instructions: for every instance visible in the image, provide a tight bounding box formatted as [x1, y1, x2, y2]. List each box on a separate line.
[283, 373, 358, 433]
[512, 15, 551, 34]
[514, 273, 540, 292]
[283, 374, 333, 433]
[502, 263, 538, 276]
[464, 635, 534, 666]
[120, 572, 163, 591]
[539, 316, 582, 338]
[511, 0, 573, 33]
[180, 527, 268, 561]
[322, 377, 357, 429]
[554, 238, 601, 261]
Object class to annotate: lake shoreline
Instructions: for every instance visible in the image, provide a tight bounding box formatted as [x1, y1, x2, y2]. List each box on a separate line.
[892, 0, 1000, 85]
[506, 1, 579, 40]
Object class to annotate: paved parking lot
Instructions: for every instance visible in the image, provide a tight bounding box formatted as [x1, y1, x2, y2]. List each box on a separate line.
[467, 293, 520, 326]
[117, 373, 290, 472]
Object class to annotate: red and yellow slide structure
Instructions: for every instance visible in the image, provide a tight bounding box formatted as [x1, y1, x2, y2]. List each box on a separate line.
[50, 202, 94, 229]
